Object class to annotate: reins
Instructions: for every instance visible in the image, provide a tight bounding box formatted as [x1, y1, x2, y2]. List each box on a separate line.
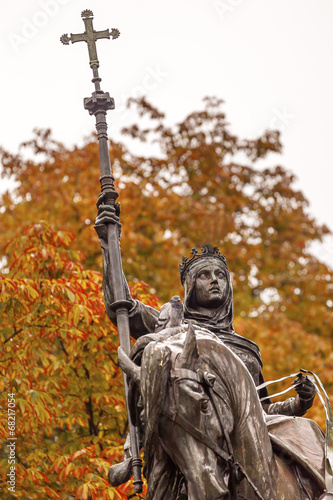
[257, 368, 333, 494]
[257, 368, 332, 422]
[165, 409, 232, 464]
[206, 382, 265, 500]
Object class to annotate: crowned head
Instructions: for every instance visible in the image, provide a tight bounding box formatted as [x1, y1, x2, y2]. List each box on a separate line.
[179, 244, 234, 330]
[179, 244, 228, 285]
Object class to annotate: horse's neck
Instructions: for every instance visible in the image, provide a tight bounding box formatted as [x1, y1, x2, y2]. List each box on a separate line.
[201, 339, 280, 498]
[228, 371, 280, 497]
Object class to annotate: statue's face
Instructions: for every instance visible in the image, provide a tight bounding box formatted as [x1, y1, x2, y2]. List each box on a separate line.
[194, 263, 228, 308]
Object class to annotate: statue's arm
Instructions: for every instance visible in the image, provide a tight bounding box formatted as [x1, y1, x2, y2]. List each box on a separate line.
[261, 375, 316, 417]
[262, 396, 313, 417]
[95, 201, 159, 339]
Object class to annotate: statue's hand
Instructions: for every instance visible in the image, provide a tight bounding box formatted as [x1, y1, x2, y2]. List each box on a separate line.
[94, 193, 122, 242]
[293, 375, 316, 410]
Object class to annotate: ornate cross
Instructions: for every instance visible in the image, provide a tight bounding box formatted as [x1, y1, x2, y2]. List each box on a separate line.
[61, 9, 119, 86]
[60, 9, 120, 186]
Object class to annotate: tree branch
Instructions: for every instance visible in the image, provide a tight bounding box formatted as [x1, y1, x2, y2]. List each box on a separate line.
[3, 327, 23, 344]
[85, 396, 98, 436]
[57, 336, 80, 377]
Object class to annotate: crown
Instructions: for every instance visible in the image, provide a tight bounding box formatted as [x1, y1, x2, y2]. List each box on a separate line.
[180, 244, 227, 284]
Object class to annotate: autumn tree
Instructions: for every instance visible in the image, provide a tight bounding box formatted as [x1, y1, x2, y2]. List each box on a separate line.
[1, 98, 331, 315]
[0, 97, 333, 496]
[0, 222, 158, 499]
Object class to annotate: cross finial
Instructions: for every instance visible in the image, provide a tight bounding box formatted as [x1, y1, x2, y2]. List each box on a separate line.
[60, 9, 120, 90]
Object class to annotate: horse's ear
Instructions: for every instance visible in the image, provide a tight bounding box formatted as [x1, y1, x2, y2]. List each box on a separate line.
[178, 322, 199, 369]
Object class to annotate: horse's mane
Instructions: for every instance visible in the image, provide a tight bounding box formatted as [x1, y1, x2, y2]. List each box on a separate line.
[139, 340, 183, 500]
[141, 342, 171, 465]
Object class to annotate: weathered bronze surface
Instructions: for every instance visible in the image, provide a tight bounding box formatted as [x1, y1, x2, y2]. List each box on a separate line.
[121, 323, 325, 499]
[60, 9, 331, 500]
[95, 224, 327, 498]
[60, 10, 143, 493]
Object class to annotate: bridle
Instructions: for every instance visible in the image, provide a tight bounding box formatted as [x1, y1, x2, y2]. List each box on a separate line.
[162, 366, 265, 500]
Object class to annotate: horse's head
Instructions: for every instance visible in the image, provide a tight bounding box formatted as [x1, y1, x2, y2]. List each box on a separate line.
[157, 323, 233, 499]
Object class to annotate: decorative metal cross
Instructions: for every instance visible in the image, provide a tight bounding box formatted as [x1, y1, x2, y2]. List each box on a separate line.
[61, 9, 119, 88]
[60, 10, 143, 494]
[61, 9, 119, 200]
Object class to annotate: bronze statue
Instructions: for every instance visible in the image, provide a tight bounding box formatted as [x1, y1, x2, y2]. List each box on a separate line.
[60, 10, 332, 498]
[95, 206, 330, 499]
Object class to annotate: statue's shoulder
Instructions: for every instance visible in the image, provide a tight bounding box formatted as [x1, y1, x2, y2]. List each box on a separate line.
[218, 330, 263, 366]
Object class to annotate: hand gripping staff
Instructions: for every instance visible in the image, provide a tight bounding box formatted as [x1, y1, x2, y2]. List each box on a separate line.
[60, 10, 143, 494]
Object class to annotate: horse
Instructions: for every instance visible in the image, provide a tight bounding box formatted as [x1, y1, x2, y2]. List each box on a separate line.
[119, 323, 327, 500]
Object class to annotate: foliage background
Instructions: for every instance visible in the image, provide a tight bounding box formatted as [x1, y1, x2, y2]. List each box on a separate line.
[0, 98, 332, 498]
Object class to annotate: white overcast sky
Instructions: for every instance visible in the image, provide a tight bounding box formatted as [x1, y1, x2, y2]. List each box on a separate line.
[2, 0, 333, 266]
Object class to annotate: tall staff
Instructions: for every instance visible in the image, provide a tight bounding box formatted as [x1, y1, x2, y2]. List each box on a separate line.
[60, 9, 143, 494]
